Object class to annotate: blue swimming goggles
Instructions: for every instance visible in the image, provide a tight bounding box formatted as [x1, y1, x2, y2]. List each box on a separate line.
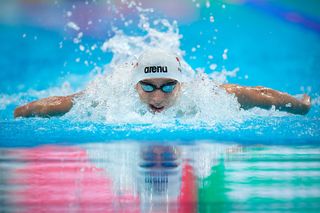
[139, 80, 178, 93]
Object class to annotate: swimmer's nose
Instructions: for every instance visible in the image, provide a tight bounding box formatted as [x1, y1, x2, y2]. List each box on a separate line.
[150, 90, 166, 106]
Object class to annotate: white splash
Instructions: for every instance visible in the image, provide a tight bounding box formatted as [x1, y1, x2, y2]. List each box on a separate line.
[65, 15, 245, 127]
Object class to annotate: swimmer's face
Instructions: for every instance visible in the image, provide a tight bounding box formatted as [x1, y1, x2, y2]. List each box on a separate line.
[135, 78, 181, 113]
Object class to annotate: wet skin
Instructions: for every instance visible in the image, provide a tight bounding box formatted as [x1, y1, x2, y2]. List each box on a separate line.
[135, 78, 181, 113]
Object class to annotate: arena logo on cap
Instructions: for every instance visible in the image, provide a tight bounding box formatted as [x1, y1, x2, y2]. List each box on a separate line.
[144, 66, 168, 73]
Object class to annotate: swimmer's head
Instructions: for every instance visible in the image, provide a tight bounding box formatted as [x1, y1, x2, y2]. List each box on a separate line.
[133, 49, 184, 83]
[133, 49, 184, 113]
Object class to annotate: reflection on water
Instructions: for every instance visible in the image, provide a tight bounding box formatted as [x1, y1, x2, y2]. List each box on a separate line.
[0, 142, 320, 212]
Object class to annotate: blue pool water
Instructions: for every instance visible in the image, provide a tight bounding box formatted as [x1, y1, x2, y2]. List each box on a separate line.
[0, 0, 320, 212]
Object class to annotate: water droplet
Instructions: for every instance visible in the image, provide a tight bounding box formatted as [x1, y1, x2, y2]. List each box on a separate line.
[206, 1, 211, 8]
[210, 64, 217, 70]
[222, 49, 228, 60]
[67, 22, 80, 31]
[66, 11, 72, 17]
[79, 45, 85, 51]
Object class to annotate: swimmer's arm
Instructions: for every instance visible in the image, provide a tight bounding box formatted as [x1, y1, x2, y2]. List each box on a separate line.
[13, 91, 84, 118]
[221, 84, 311, 115]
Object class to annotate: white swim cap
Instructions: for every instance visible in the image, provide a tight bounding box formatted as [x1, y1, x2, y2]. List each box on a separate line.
[133, 49, 185, 83]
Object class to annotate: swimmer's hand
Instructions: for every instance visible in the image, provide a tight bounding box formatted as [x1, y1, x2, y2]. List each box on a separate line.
[222, 84, 311, 115]
[14, 92, 82, 118]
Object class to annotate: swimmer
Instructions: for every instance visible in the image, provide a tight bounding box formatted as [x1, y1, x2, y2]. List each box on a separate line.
[14, 49, 311, 118]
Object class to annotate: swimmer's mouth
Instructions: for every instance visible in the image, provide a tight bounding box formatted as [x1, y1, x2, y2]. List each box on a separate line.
[149, 104, 165, 113]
